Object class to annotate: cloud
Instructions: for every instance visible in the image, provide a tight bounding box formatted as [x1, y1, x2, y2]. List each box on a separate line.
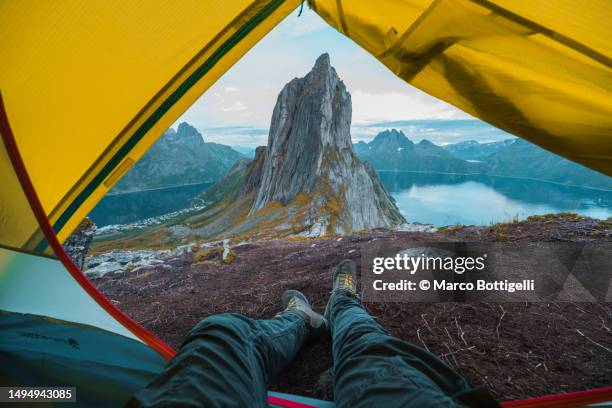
[202, 126, 269, 148]
[221, 101, 247, 112]
[351, 90, 471, 124]
[224, 86, 239, 93]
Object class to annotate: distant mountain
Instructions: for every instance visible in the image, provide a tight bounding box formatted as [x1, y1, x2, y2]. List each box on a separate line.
[231, 146, 256, 158]
[483, 139, 612, 190]
[197, 157, 251, 204]
[112, 123, 243, 193]
[352, 119, 512, 146]
[443, 139, 515, 161]
[354, 129, 483, 174]
[357, 131, 612, 190]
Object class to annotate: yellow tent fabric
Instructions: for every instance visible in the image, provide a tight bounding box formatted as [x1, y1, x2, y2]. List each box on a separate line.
[1, 0, 611, 253]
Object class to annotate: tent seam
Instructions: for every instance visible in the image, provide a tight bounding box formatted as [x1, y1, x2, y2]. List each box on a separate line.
[0, 91, 176, 360]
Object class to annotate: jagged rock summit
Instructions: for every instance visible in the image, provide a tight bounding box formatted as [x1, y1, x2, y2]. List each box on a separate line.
[248, 53, 404, 235]
[174, 54, 405, 240]
[252, 53, 351, 211]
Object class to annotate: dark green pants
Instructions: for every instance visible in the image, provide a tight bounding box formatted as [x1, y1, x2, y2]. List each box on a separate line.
[130, 295, 498, 407]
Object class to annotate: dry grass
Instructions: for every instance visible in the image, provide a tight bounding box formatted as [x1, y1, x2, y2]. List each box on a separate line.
[525, 212, 585, 223]
[223, 249, 236, 264]
[596, 220, 612, 228]
[194, 247, 223, 263]
[90, 228, 176, 254]
[438, 225, 465, 235]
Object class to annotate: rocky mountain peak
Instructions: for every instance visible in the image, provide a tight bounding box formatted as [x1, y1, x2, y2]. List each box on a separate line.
[173, 122, 204, 145]
[314, 52, 331, 68]
[250, 53, 353, 212]
[307, 53, 334, 84]
[193, 54, 405, 239]
[242, 53, 404, 235]
[370, 129, 412, 150]
[417, 139, 438, 149]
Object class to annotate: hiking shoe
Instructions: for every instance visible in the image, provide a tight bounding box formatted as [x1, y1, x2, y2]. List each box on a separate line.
[281, 290, 328, 335]
[324, 259, 358, 322]
[332, 259, 357, 296]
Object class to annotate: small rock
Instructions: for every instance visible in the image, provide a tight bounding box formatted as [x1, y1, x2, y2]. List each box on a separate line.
[222, 239, 235, 264]
[63, 218, 96, 270]
[394, 222, 437, 233]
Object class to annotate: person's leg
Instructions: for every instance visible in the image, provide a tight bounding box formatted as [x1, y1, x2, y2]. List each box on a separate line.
[328, 260, 498, 408]
[130, 291, 326, 408]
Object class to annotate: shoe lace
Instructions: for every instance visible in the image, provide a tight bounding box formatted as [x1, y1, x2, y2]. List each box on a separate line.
[287, 297, 298, 309]
[340, 273, 354, 289]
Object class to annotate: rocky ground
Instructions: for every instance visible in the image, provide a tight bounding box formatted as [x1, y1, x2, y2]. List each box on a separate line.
[89, 214, 612, 402]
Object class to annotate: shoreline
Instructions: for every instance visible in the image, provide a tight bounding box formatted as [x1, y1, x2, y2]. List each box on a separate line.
[106, 171, 612, 197]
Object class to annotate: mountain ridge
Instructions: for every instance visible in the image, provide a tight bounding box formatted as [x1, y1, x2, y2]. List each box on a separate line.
[443, 139, 515, 161]
[354, 129, 484, 174]
[354, 130, 612, 190]
[112, 122, 244, 193]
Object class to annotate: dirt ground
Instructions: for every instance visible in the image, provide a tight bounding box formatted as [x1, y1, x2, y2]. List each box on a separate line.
[91, 215, 612, 402]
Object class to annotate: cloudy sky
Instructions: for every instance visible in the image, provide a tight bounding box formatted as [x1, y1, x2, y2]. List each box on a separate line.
[175, 7, 511, 148]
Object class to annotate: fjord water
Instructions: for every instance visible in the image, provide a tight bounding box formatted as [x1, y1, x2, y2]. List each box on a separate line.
[89, 173, 612, 228]
[89, 182, 212, 226]
[379, 172, 612, 227]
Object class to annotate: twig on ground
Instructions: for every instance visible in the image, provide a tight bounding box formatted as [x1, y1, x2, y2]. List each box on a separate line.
[599, 317, 610, 333]
[496, 305, 507, 341]
[421, 314, 433, 333]
[444, 342, 459, 367]
[417, 328, 429, 351]
[454, 316, 468, 346]
[576, 329, 612, 353]
[442, 345, 475, 358]
[445, 327, 454, 343]
[572, 302, 586, 314]
[168, 275, 192, 289]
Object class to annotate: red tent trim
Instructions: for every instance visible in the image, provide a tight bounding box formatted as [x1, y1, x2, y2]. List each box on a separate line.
[501, 386, 612, 408]
[0, 92, 176, 360]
